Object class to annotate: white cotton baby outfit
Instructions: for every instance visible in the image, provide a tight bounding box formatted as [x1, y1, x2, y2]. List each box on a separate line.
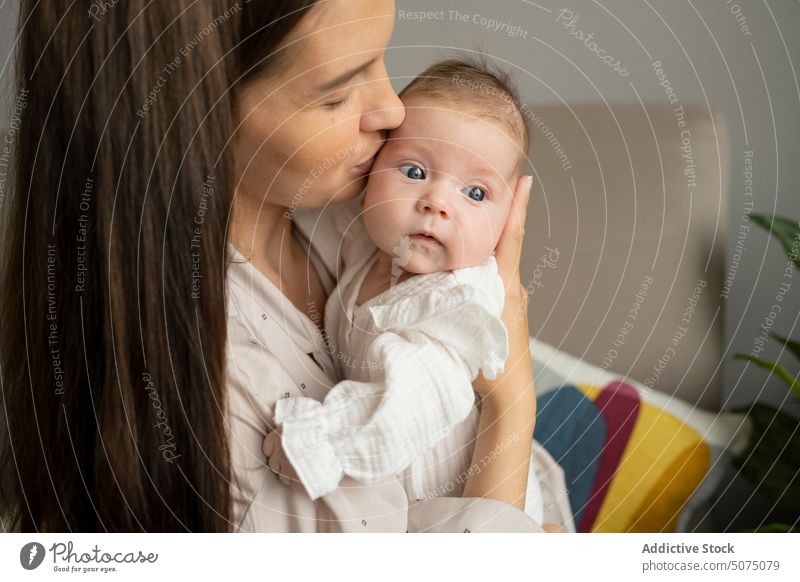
[274, 194, 544, 523]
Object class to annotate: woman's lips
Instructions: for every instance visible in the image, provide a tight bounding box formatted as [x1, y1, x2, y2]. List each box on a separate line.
[353, 154, 376, 174]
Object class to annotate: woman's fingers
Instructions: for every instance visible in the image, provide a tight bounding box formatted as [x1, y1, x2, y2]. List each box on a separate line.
[494, 175, 533, 285]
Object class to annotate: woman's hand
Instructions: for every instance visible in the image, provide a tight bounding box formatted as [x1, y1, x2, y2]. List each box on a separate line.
[474, 174, 535, 404]
[464, 175, 536, 510]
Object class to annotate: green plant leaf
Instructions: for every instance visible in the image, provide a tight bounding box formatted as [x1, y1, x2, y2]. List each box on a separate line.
[731, 403, 800, 514]
[770, 332, 800, 364]
[741, 523, 796, 533]
[754, 523, 796, 533]
[735, 353, 800, 400]
[750, 213, 800, 270]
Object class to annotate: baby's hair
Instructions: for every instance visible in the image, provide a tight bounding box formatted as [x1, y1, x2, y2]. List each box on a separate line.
[398, 56, 531, 174]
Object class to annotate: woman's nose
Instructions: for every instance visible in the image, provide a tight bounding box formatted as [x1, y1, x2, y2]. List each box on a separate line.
[360, 68, 405, 133]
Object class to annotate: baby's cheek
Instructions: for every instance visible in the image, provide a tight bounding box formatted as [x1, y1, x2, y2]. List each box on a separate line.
[489, 209, 509, 248]
[460, 233, 496, 267]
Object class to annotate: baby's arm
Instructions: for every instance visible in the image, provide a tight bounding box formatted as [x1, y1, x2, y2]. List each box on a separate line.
[267, 330, 477, 500]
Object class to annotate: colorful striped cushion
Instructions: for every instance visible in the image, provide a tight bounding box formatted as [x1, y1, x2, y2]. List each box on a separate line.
[535, 381, 712, 532]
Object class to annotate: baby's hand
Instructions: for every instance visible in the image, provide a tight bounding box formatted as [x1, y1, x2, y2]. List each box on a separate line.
[542, 523, 567, 533]
[262, 427, 306, 494]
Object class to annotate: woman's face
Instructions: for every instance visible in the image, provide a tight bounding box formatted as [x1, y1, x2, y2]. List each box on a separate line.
[233, 0, 404, 210]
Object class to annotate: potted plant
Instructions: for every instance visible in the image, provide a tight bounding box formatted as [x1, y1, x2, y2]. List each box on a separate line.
[732, 214, 799, 533]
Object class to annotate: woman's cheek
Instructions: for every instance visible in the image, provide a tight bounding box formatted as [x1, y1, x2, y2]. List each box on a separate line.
[321, 114, 364, 167]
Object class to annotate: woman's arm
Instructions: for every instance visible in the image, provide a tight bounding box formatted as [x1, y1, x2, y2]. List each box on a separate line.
[463, 176, 536, 510]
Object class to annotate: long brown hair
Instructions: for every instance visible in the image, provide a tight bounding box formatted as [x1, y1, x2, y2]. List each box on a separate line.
[1, 0, 317, 532]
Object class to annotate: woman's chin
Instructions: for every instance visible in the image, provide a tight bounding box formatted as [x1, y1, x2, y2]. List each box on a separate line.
[295, 180, 365, 210]
[327, 178, 368, 206]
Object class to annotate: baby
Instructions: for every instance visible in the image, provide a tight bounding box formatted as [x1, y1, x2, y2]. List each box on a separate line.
[266, 59, 547, 524]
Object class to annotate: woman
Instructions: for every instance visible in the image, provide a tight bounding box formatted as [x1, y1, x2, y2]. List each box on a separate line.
[0, 0, 565, 532]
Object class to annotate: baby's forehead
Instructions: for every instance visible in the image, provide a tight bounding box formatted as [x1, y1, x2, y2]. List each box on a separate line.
[386, 104, 523, 178]
[400, 95, 521, 142]
[396, 98, 493, 128]
[389, 104, 515, 149]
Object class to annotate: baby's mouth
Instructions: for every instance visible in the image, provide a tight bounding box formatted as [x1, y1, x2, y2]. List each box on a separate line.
[409, 232, 443, 247]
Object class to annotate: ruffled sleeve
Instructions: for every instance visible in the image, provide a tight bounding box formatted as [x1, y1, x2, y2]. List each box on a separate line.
[274, 329, 477, 500]
[367, 258, 508, 380]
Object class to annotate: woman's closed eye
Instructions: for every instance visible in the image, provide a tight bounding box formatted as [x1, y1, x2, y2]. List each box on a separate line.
[324, 91, 354, 109]
[399, 164, 425, 180]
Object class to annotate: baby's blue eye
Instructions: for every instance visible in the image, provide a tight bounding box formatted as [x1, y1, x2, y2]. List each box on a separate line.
[399, 164, 425, 180]
[464, 186, 487, 202]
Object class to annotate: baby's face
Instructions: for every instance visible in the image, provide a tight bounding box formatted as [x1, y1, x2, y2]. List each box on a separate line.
[361, 96, 519, 274]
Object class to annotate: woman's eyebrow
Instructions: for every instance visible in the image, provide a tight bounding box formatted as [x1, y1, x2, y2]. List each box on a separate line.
[316, 56, 378, 94]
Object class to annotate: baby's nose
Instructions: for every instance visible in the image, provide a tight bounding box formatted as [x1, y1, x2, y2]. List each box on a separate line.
[416, 187, 451, 219]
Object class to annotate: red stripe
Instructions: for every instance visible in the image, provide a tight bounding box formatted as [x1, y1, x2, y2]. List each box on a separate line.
[578, 381, 640, 532]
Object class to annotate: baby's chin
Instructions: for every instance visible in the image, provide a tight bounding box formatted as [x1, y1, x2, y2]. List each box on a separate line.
[377, 236, 488, 274]
[397, 251, 477, 275]
[386, 250, 441, 275]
